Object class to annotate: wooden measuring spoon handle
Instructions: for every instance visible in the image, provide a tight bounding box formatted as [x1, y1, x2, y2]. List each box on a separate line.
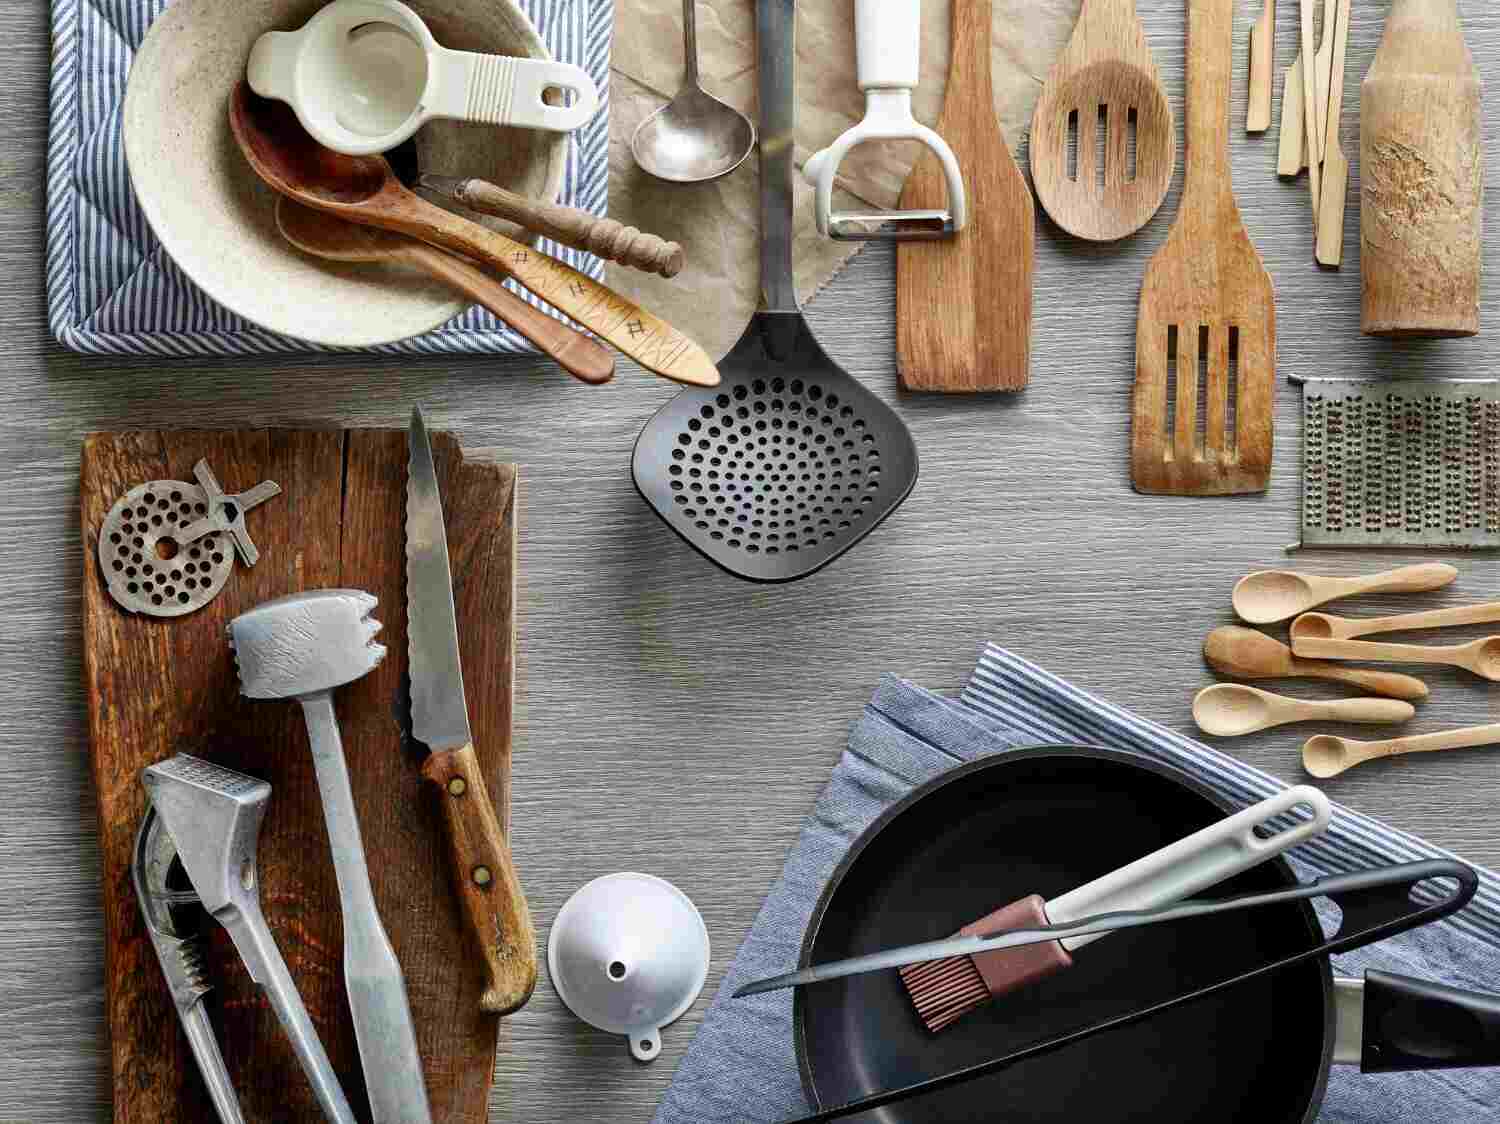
[421, 175, 686, 279]
[1305, 697, 1415, 725]
[395, 196, 719, 387]
[1341, 601, 1500, 640]
[1294, 636, 1469, 667]
[1287, 658, 1430, 700]
[1360, 723, 1500, 764]
[405, 243, 615, 385]
[1340, 562, 1459, 598]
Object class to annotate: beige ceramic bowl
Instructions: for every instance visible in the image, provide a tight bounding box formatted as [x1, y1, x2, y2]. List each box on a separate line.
[123, 0, 567, 347]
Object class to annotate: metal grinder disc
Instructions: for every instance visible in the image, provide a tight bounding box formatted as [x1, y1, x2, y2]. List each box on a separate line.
[97, 481, 234, 616]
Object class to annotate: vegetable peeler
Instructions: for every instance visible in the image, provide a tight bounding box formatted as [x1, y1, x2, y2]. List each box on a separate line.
[802, 0, 965, 240]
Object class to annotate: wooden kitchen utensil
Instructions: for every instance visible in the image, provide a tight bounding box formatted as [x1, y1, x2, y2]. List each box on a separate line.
[276, 199, 615, 385]
[83, 429, 517, 1124]
[1314, 0, 1351, 266]
[1278, 54, 1307, 176]
[1029, 0, 1174, 243]
[1232, 563, 1458, 623]
[1299, 0, 1324, 232]
[1292, 601, 1500, 643]
[897, 0, 1034, 392]
[1248, 0, 1274, 133]
[1193, 684, 1413, 737]
[1305, 723, 1500, 778]
[1132, 0, 1275, 496]
[1311, 0, 1337, 162]
[1204, 627, 1430, 700]
[229, 84, 719, 387]
[1361, 0, 1483, 337]
[418, 174, 685, 278]
[1291, 635, 1500, 681]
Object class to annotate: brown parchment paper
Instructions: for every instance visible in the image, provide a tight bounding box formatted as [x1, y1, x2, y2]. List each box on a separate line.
[605, 1, 1083, 360]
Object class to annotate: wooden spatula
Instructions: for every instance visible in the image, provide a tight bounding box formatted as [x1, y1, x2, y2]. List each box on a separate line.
[1133, 0, 1276, 496]
[896, 0, 1033, 392]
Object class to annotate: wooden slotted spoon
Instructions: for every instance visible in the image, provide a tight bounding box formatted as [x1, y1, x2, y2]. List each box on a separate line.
[1030, 0, 1175, 242]
[1132, 0, 1276, 495]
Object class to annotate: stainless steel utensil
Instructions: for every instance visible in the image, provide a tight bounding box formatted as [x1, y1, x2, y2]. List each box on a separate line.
[139, 755, 356, 1124]
[228, 591, 432, 1124]
[174, 460, 282, 565]
[630, 0, 756, 183]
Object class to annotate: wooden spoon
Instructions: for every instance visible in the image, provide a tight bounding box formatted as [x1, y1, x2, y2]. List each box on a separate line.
[1132, 0, 1275, 496]
[1305, 723, 1500, 779]
[276, 200, 614, 385]
[1029, 0, 1174, 242]
[228, 84, 718, 388]
[1194, 684, 1413, 737]
[1204, 627, 1429, 700]
[1291, 635, 1500, 681]
[1232, 563, 1458, 624]
[1291, 601, 1500, 643]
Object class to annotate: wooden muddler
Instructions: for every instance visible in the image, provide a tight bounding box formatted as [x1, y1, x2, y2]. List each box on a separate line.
[1361, 0, 1483, 337]
[420, 174, 686, 278]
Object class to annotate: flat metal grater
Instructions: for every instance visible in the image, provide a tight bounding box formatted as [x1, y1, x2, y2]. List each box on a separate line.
[1294, 377, 1500, 550]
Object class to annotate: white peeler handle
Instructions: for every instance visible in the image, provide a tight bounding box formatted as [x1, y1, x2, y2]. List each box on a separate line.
[856, 0, 921, 91]
[1047, 786, 1332, 951]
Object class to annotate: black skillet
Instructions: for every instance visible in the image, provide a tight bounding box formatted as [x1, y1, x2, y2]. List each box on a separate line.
[793, 746, 1488, 1124]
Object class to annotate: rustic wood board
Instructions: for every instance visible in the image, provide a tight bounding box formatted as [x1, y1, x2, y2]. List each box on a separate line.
[80, 429, 517, 1124]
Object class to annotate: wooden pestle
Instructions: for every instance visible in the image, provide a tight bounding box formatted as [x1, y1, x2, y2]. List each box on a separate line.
[420, 174, 685, 278]
[1361, 0, 1483, 337]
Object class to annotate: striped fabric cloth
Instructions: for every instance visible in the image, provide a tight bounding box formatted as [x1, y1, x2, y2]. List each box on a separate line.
[44, 0, 610, 356]
[653, 645, 1500, 1123]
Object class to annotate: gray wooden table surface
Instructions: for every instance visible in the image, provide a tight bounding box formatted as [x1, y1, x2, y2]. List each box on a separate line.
[5, 1, 1500, 1121]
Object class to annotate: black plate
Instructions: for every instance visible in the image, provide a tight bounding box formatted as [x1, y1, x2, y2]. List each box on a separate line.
[794, 746, 1333, 1123]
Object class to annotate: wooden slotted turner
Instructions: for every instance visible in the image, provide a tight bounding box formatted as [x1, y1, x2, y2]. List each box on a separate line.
[896, 0, 1034, 392]
[1132, 0, 1276, 496]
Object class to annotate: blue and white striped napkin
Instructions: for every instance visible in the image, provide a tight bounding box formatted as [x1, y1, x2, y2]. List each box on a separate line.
[654, 645, 1500, 1123]
[44, 0, 610, 356]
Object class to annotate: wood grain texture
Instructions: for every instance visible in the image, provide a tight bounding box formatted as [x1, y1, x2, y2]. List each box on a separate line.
[1361, 0, 1484, 337]
[1029, 0, 1175, 242]
[1277, 54, 1307, 176]
[8, 3, 1500, 1122]
[79, 429, 516, 1123]
[1300, 0, 1325, 233]
[1314, 0, 1352, 267]
[1247, 0, 1275, 133]
[1133, 0, 1275, 496]
[895, 0, 1034, 393]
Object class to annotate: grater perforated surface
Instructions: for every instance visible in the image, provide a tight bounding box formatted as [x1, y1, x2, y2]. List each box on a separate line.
[1298, 378, 1500, 549]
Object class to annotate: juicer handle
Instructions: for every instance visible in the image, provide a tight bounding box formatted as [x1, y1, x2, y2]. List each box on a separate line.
[428, 51, 598, 132]
[1360, 970, 1500, 1073]
[1047, 786, 1333, 950]
[856, 0, 920, 91]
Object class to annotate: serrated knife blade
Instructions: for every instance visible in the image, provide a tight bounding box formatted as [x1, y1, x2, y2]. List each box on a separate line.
[407, 406, 471, 752]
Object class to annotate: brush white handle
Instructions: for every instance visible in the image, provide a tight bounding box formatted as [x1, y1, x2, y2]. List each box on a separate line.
[1047, 786, 1332, 951]
[856, 0, 920, 90]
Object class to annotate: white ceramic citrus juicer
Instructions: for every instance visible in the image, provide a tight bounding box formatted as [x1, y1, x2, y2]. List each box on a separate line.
[802, 0, 966, 240]
[247, 0, 597, 155]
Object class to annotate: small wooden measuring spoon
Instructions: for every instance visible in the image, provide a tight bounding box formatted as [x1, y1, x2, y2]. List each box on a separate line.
[1232, 563, 1458, 624]
[228, 83, 718, 389]
[1292, 635, 1500, 681]
[1204, 627, 1429, 700]
[1194, 684, 1413, 737]
[1291, 601, 1500, 643]
[277, 200, 614, 385]
[1029, 0, 1174, 242]
[1304, 723, 1500, 778]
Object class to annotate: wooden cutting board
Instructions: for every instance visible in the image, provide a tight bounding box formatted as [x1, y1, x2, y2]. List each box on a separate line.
[80, 429, 518, 1124]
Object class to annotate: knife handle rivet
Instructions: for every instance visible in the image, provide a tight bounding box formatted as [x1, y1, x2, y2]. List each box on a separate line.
[472, 865, 493, 887]
[447, 777, 468, 797]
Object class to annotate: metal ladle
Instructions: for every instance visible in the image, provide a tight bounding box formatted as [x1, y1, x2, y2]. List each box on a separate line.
[630, 0, 755, 182]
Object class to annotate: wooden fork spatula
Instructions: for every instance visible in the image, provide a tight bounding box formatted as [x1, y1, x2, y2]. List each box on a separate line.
[1133, 0, 1276, 496]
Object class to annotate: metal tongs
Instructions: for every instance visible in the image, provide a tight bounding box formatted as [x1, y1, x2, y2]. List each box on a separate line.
[133, 755, 356, 1124]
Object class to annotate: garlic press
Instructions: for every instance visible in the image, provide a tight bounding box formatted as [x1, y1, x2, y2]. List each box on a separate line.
[803, 0, 966, 240]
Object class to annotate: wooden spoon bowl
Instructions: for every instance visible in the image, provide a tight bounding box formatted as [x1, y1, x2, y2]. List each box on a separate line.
[1030, 0, 1175, 242]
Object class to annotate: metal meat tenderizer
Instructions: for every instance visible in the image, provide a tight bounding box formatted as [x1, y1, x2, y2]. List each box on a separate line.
[802, 0, 966, 240]
[137, 754, 356, 1124]
[1293, 377, 1500, 551]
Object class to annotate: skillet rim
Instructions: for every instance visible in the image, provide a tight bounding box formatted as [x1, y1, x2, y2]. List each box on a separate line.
[791, 743, 1335, 1122]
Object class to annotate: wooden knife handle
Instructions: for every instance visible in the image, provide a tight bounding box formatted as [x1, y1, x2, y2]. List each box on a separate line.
[421, 743, 537, 1015]
[423, 175, 686, 279]
[406, 243, 615, 385]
